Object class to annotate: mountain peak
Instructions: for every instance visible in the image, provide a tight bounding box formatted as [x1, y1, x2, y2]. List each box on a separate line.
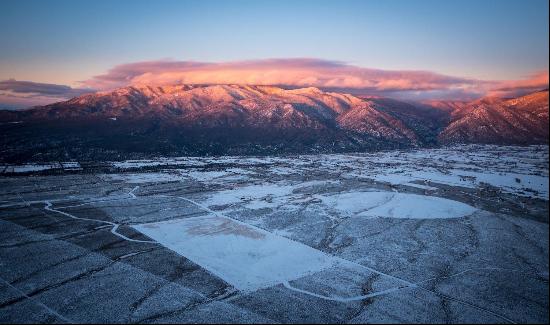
[287, 86, 323, 95]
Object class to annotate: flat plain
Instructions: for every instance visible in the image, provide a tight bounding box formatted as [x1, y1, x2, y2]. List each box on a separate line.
[0, 145, 548, 323]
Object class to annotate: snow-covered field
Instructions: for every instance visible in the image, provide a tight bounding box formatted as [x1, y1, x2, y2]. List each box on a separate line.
[0, 145, 548, 323]
[101, 145, 549, 199]
[317, 191, 477, 219]
[134, 215, 337, 292]
[3, 145, 548, 200]
[1, 162, 82, 173]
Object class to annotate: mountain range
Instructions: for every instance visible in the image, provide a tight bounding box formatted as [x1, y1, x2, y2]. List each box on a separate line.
[0, 84, 547, 162]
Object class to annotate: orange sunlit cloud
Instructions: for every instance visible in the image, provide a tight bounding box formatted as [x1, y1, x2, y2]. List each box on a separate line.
[82, 58, 548, 100]
[486, 71, 549, 97]
[83, 58, 476, 92]
[2, 59, 548, 108]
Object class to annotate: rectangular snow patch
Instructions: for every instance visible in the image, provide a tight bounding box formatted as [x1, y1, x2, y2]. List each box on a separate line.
[133, 215, 336, 291]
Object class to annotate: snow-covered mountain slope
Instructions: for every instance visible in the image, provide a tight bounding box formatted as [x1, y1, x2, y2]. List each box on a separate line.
[0, 85, 547, 161]
[438, 90, 548, 144]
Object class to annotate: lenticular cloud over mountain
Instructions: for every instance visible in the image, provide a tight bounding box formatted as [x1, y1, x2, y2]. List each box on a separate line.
[82, 58, 548, 100]
[1, 60, 547, 108]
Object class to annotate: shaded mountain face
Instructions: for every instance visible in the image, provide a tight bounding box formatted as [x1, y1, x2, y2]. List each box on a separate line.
[0, 85, 547, 162]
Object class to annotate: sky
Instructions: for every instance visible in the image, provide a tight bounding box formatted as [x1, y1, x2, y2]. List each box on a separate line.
[0, 0, 548, 108]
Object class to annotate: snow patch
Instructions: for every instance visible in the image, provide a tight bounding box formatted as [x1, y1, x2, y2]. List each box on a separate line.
[204, 180, 338, 210]
[133, 215, 336, 291]
[1, 163, 60, 173]
[205, 183, 295, 208]
[186, 170, 231, 182]
[101, 173, 184, 183]
[319, 191, 477, 219]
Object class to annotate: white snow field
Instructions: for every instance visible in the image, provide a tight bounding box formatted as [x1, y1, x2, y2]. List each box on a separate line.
[334, 145, 549, 200]
[318, 191, 477, 219]
[100, 172, 186, 183]
[134, 215, 336, 291]
[3, 145, 547, 200]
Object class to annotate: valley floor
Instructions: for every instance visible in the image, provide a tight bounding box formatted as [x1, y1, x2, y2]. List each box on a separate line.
[0, 145, 548, 323]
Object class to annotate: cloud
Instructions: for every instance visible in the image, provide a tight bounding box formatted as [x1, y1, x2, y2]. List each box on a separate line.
[83, 58, 479, 95]
[2, 59, 548, 108]
[486, 71, 549, 98]
[0, 79, 93, 97]
[82, 58, 548, 100]
[0, 79, 94, 109]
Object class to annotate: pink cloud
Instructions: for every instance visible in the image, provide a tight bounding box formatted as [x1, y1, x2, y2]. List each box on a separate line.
[2, 59, 548, 109]
[82, 58, 477, 93]
[486, 71, 549, 98]
[81, 58, 548, 100]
